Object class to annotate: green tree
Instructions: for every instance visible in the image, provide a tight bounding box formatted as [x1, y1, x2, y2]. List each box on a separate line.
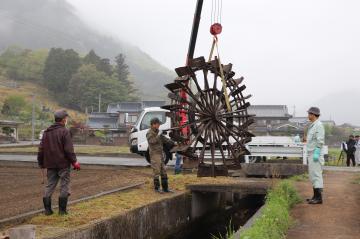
[0, 46, 48, 83]
[67, 64, 127, 111]
[114, 53, 137, 98]
[97, 58, 112, 76]
[1, 95, 27, 116]
[43, 48, 81, 94]
[324, 124, 334, 138]
[83, 50, 101, 66]
[114, 54, 129, 84]
[21, 49, 48, 82]
[83, 50, 112, 76]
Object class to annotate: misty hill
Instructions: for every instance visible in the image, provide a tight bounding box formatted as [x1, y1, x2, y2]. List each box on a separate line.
[0, 0, 174, 100]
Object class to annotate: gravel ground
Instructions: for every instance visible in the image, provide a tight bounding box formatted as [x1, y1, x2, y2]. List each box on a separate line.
[0, 161, 151, 220]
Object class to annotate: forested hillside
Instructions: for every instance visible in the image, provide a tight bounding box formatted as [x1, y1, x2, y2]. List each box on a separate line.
[0, 46, 136, 112]
[0, 0, 174, 100]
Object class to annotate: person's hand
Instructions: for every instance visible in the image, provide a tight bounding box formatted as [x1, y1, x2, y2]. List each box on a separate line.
[72, 162, 81, 170]
[313, 148, 321, 162]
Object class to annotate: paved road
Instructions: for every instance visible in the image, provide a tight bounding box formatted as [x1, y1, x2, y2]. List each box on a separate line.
[323, 166, 360, 172]
[0, 154, 178, 167]
[0, 141, 40, 147]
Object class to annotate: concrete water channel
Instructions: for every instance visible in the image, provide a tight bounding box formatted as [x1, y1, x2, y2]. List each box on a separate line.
[168, 181, 269, 239]
[38, 178, 271, 239]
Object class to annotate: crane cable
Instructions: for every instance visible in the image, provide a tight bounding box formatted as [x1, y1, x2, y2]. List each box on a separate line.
[208, 0, 231, 112]
[211, 0, 222, 25]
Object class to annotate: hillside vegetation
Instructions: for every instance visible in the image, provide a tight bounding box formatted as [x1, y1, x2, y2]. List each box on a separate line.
[0, 78, 85, 122]
[0, 45, 137, 111]
[0, 0, 174, 100]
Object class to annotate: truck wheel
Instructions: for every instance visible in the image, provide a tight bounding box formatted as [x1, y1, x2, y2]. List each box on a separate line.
[145, 149, 172, 165]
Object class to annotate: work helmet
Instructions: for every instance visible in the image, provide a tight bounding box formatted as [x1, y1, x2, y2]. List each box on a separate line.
[307, 107, 320, 116]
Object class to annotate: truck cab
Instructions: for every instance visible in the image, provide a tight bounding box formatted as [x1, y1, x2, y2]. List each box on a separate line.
[129, 107, 172, 163]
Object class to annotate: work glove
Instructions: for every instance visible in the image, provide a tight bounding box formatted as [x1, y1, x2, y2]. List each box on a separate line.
[313, 148, 321, 162]
[72, 161, 81, 171]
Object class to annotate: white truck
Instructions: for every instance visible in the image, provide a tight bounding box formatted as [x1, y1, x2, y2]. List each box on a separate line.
[129, 107, 328, 165]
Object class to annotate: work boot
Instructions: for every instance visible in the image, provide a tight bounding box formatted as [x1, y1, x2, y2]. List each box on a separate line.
[43, 197, 53, 216]
[306, 188, 316, 202]
[161, 176, 173, 193]
[308, 188, 323, 204]
[58, 197, 68, 215]
[154, 178, 162, 193]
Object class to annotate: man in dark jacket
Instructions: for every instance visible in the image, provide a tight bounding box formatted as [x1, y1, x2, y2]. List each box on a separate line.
[345, 135, 356, 167]
[37, 109, 80, 215]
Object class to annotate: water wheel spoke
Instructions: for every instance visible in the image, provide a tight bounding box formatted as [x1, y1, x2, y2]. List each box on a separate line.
[213, 124, 227, 165]
[208, 127, 216, 177]
[183, 84, 210, 114]
[216, 123, 237, 160]
[217, 121, 242, 146]
[189, 121, 212, 148]
[199, 127, 211, 163]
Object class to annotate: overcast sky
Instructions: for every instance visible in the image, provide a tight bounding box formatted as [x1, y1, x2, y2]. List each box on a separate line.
[69, 0, 360, 124]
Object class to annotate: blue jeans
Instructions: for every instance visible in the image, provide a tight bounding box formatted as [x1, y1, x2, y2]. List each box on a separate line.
[175, 153, 182, 174]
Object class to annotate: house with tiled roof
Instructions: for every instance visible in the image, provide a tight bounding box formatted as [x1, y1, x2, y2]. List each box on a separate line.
[87, 101, 166, 131]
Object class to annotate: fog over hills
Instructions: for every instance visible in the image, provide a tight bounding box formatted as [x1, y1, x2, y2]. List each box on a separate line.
[0, 0, 174, 100]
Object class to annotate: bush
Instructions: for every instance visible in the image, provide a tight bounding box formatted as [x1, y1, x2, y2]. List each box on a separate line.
[1, 95, 27, 116]
[1, 126, 14, 136]
[94, 130, 105, 138]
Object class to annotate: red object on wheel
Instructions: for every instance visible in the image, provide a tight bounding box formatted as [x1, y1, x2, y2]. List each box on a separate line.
[210, 23, 222, 36]
[72, 162, 81, 171]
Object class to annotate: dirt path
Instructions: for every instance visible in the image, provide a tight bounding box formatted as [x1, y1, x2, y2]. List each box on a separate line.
[287, 170, 360, 239]
[0, 161, 151, 220]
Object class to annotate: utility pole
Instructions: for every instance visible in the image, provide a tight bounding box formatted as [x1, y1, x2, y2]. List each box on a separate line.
[98, 93, 101, 113]
[293, 105, 296, 117]
[31, 94, 35, 145]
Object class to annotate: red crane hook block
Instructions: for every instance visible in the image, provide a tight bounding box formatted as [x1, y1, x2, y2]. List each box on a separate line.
[210, 23, 222, 36]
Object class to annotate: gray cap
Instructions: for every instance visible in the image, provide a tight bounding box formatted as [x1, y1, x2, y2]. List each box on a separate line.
[307, 107, 320, 116]
[54, 109, 69, 120]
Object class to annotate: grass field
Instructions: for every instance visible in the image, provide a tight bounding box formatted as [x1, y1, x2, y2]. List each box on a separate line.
[326, 147, 345, 166]
[0, 145, 130, 155]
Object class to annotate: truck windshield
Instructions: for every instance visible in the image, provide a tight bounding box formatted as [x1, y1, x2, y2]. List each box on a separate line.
[140, 111, 166, 130]
[134, 110, 145, 128]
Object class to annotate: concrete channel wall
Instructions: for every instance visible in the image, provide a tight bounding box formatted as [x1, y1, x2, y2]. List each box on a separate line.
[46, 193, 191, 239]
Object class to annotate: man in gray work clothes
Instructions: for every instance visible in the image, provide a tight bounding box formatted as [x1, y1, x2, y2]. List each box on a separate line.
[37, 109, 80, 215]
[305, 107, 325, 204]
